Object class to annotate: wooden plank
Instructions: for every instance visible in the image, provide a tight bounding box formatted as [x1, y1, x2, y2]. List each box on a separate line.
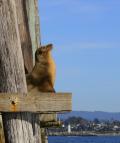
[0, 93, 72, 113]
[40, 121, 62, 128]
[40, 113, 57, 122]
[26, 0, 40, 64]
[41, 129, 48, 143]
[15, 0, 33, 73]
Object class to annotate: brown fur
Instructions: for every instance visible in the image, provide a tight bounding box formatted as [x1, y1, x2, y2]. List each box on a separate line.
[26, 44, 56, 93]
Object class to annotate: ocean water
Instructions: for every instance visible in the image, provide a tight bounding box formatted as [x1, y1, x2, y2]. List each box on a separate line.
[48, 136, 120, 143]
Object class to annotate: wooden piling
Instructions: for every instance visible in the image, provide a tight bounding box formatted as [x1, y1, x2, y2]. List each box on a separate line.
[0, 0, 41, 142]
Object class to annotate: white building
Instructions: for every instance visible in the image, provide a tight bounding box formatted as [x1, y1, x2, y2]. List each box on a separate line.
[68, 124, 71, 133]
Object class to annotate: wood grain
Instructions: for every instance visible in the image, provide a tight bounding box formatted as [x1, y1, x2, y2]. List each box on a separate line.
[0, 0, 41, 142]
[25, 0, 40, 64]
[0, 93, 72, 113]
[15, 0, 33, 73]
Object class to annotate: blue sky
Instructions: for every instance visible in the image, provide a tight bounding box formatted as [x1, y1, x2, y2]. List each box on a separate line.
[39, 0, 120, 112]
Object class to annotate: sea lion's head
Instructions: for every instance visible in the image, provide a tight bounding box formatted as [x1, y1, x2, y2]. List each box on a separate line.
[35, 44, 53, 63]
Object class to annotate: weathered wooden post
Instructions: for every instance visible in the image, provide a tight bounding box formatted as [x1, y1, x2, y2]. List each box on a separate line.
[15, 0, 33, 73]
[0, 0, 72, 143]
[15, 0, 40, 73]
[15, 1, 44, 142]
[15, 1, 56, 143]
[0, 0, 41, 142]
[41, 129, 48, 143]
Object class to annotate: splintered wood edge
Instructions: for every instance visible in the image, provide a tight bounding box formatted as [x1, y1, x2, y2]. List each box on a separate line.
[0, 92, 72, 113]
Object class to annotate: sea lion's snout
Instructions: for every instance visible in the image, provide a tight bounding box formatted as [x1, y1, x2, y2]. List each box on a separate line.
[40, 44, 53, 52]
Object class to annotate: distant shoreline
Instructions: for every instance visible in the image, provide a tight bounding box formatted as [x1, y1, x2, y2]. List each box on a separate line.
[48, 131, 120, 137]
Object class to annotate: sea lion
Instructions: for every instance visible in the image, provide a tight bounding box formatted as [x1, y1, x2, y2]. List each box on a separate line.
[26, 44, 56, 93]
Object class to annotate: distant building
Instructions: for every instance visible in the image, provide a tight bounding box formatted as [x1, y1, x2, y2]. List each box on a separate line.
[62, 124, 65, 128]
[68, 124, 71, 133]
[113, 125, 119, 131]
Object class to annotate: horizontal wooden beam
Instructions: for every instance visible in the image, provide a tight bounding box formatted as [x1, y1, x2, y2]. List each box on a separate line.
[40, 121, 62, 128]
[0, 92, 72, 113]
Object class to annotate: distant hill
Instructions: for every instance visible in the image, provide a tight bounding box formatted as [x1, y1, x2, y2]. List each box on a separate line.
[64, 116, 88, 126]
[59, 111, 120, 121]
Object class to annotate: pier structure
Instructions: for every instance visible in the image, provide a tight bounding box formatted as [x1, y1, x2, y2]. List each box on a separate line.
[0, 0, 72, 143]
